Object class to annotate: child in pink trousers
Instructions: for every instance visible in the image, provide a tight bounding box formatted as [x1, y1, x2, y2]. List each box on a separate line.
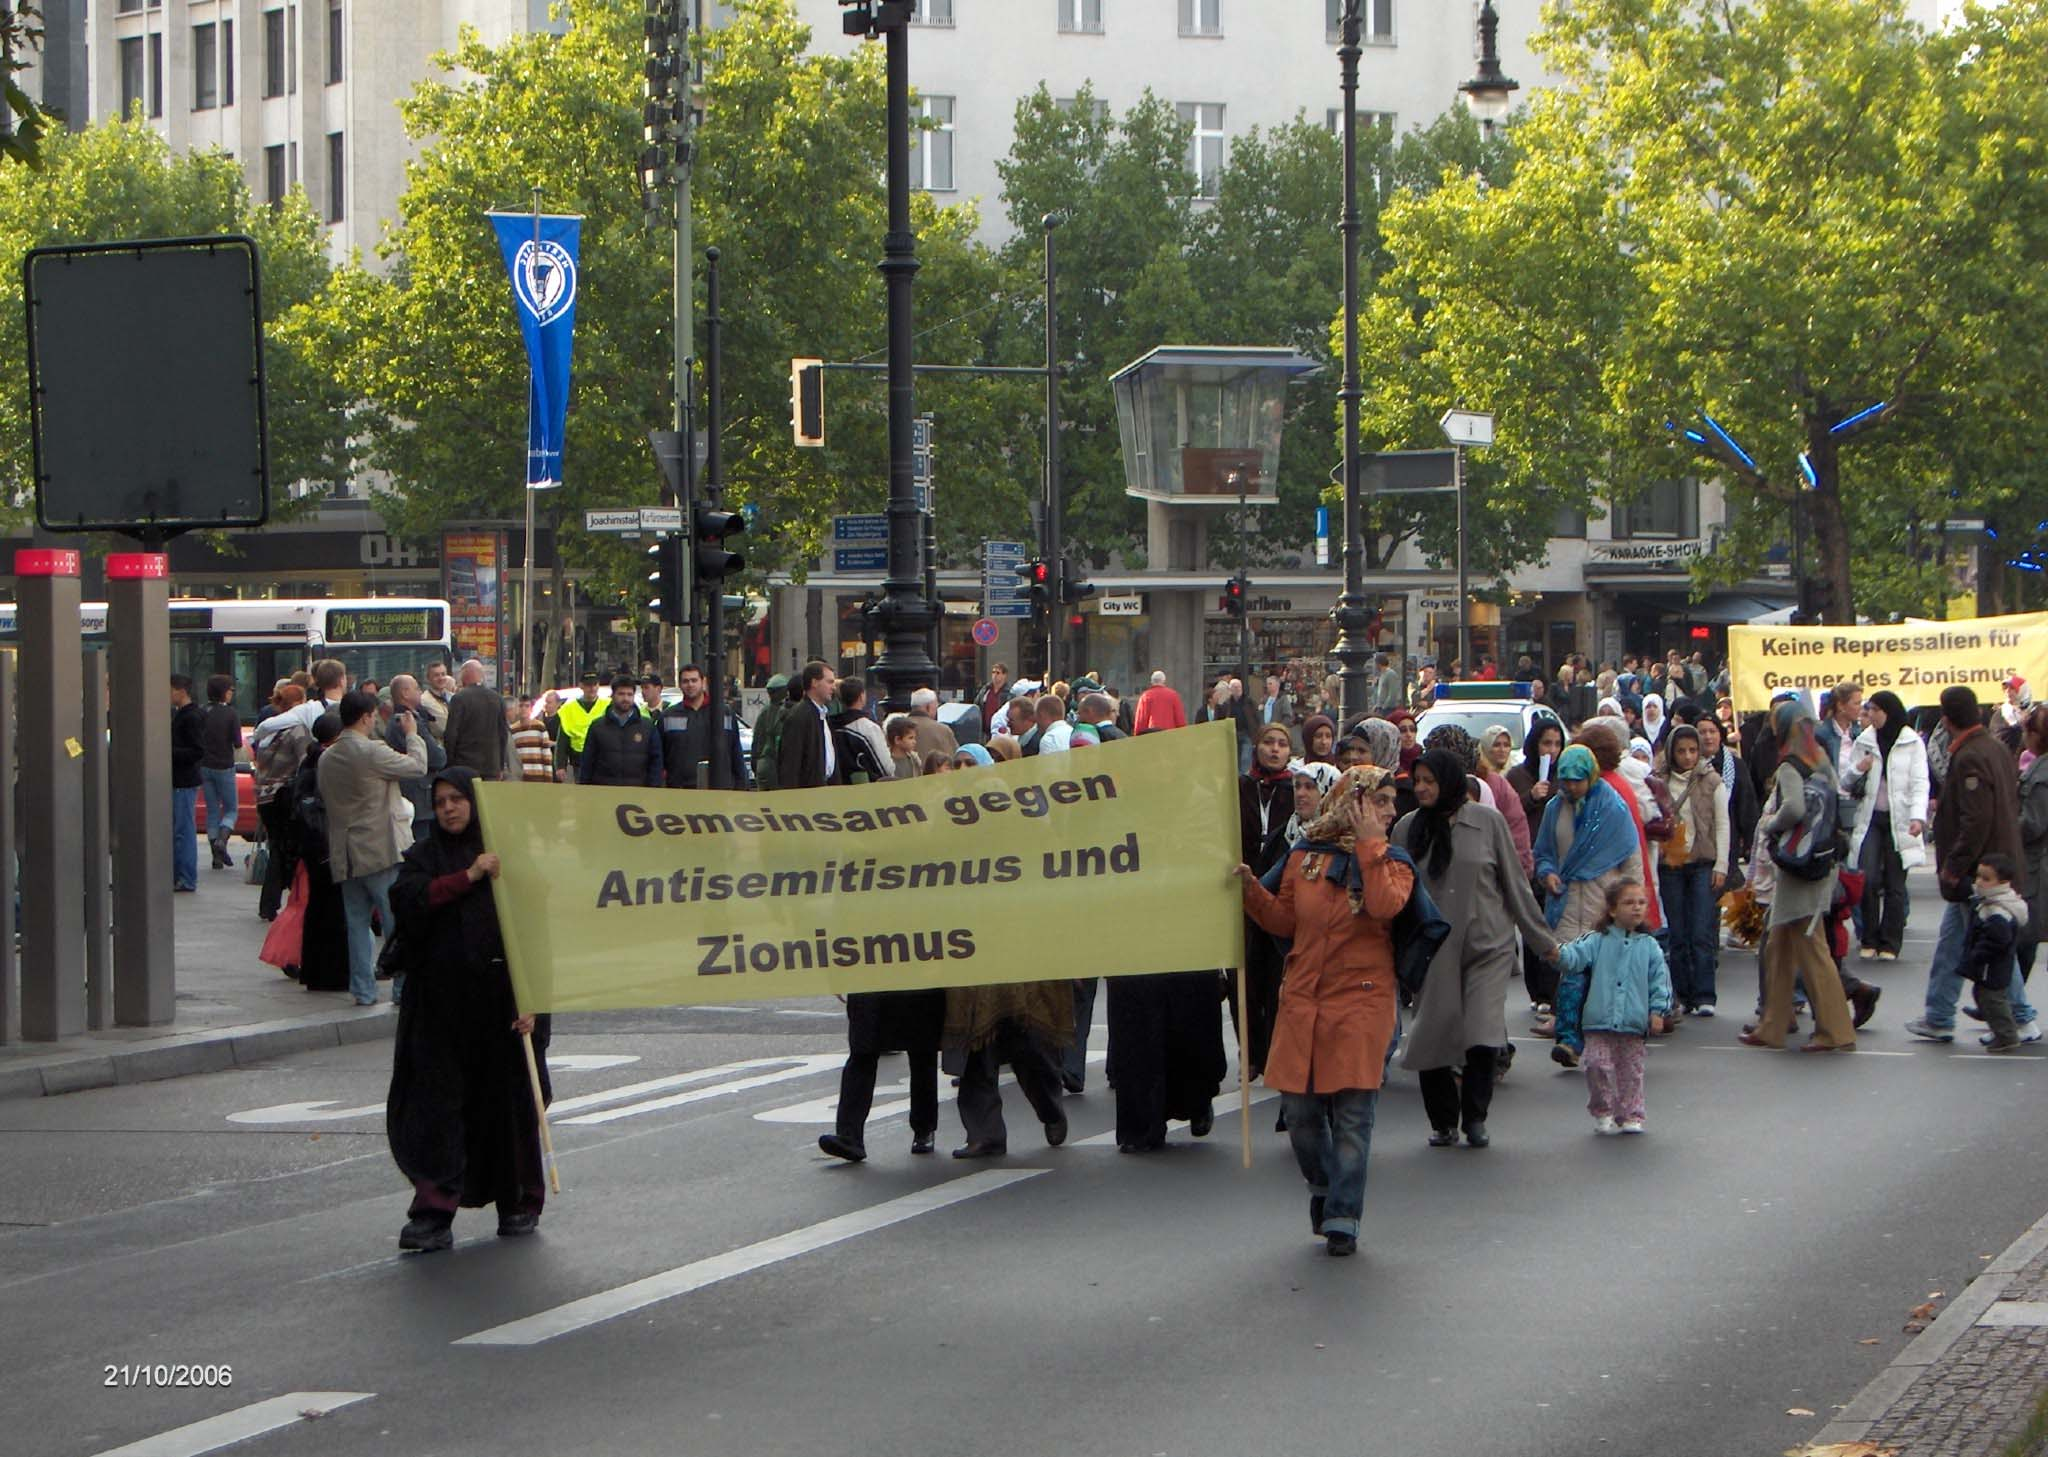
[1553, 880, 1673, 1134]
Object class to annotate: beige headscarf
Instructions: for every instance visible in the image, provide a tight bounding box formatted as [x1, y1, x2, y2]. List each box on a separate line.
[1295, 765, 1398, 914]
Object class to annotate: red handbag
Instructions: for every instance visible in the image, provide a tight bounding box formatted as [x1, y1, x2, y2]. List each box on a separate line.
[259, 862, 309, 972]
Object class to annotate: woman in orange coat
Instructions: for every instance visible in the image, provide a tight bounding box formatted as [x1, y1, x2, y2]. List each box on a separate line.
[1236, 765, 1414, 1257]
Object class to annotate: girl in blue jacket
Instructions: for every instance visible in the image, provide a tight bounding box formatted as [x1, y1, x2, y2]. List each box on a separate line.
[1554, 881, 1673, 1135]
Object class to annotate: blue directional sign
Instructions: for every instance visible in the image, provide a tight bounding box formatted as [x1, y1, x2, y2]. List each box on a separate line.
[834, 546, 888, 573]
[982, 538, 1030, 617]
[832, 514, 887, 543]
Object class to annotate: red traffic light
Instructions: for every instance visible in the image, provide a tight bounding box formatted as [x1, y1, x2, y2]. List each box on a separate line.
[1031, 562, 1051, 585]
[1067, 613, 1085, 629]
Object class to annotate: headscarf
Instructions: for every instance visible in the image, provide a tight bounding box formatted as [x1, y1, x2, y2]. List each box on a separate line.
[428, 767, 485, 857]
[1250, 722, 1296, 781]
[1406, 747, 1469, 878]
[1773, 696, 1824, 770]
[953, 743, 995, 768]
[985, 735, 1021, 762]
[1555, 744, 1598, 782]
[1354, 716, 1400, 770]
[1597, 695, 1625, 721]
[1521, 720, 1562, 779]
[1300, 713, 1337, 764]
[1295, 765, 1398, 915]
[1641, 693, 1667, 747]
[1285, 759, 1342, 846]
[1479, 723, 1516, 773]
[1628, 736, 1654, 765]
[1422, 723, 1479, 776]
[1868, 689, 1908, 760]
[1531, 770, 1640, 927]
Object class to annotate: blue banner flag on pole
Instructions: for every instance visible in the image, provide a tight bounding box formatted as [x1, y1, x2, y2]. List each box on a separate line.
[487, 212, 582, 488]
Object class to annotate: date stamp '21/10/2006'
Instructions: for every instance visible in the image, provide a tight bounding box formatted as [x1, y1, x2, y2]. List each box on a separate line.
[104, 1365, 234, 1388]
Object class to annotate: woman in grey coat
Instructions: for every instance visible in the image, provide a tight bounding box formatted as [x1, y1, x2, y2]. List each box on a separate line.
[1395, 747, 1561, 1148]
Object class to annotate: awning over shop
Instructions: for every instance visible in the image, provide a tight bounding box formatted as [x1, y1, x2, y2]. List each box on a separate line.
[1617, 591, 1790, 625]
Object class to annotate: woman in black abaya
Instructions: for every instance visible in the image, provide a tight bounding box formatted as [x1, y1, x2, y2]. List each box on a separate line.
[385, 768, 550, 1253]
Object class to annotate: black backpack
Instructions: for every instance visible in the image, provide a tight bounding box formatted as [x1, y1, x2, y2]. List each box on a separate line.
[1768, 758, 1845, 882]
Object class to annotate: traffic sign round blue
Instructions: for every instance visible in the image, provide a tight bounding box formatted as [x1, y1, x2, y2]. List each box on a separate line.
[971, 617, 1000, 647]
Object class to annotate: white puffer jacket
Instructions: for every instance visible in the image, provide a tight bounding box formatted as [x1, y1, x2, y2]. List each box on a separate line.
[1844, 725, 1930, 868]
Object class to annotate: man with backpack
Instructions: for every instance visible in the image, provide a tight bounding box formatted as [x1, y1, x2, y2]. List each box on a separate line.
[1908, 686, 2033, 1043]
[1738, 697, 1857, 1052]
[750, 673, 794, 791]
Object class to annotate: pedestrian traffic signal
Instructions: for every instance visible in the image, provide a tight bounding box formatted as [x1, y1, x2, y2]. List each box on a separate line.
[694, 505, 746, 584]
[648, 536, 687, 627]
[1059, 560, 1096, 605]
[1221, 576, 1246, 618]
[790, 358, 825, 447]
[1018, 560, 1053, 615]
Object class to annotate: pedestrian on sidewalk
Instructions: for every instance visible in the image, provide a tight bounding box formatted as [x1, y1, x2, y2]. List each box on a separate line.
[1237, 765, 1413, 1257]
[286, 712, 350, 992]
[439, 659, 508, 780]
[253, 682, 311, 920]
[1554, 879, 1672, 1134]
[169, 675, 206, 892]
[506, 695, 556, 783]
[1742, 698, 1857, 1053]
[1133, 670, 1187, 734]
[579, 675, 664, 788]
[198, 675, 243, 870]
[319, 690, 428, 1006]
[1956, 855, 2030, 1053]
[386, 769, 550, 1252]
[1909, 686, 2029, 1044]
[1396, 748, 1560, 1150]
[385, 674, 446, 844]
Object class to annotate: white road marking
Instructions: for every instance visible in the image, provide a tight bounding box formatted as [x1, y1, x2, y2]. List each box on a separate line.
[558, 1054, 848, 1125]
[1696, 1046, 1916, 1057]
[754, 1050, 1107, 1126]
[89, 1392, 373, 1457]
[544, 1053, 642, 1071]
[225, 1052, 650, 1124]
[1075, 1087, 1279, 1146]
[454, 1170, 1046, 1346]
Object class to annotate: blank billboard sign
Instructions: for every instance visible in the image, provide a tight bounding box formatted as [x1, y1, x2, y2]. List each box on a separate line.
[24, 235, 270, 535]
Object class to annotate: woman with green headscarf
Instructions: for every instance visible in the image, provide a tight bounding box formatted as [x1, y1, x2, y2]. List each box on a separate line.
[1740, 698, 1857, 1051]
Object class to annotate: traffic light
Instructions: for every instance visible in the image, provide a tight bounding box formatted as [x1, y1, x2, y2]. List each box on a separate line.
[1018, 560, 1053, 616]
[1221, 575, 1246, 618]
[694, 505, 746, 584]
[790, 358, 825, 447]
[1059, 559, 1095, 605]
[648, 536, 687, 626]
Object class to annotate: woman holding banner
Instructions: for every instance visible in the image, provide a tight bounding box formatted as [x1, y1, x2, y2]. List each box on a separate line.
[385, 768, 550, 1253]
[1237, 766, 1412, 1257]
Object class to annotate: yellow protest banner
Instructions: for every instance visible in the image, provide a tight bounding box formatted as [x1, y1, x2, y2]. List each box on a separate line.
[1727, 611, 2048, 715]
[475, 720, 1246, 1013]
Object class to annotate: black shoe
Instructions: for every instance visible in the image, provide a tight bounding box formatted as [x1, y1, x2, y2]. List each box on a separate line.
[1188, 1103, 1214, 1138]
[1851, 984, 1882, 1029]
[1117, 1138, 1165, 1154]
[1044, 1117, 1068, 1148]
[818, 1133, 867, 1163]
[1275, 1108, 1289, 1133]
[1060, 1072, 1085, 1095]
[1428, 1127, 1458, 1147]
[496, 1213, 539, 1238]
[1464, 1122, 1490, 1149]
[1309, 1195, 1326, 1236]
[1551, 1044, 1580, 1068]
[1326, 1231, 1358, 1257]
[1495, 1042, 1516, 1080]
[1962, 1003, 1988, 1022]
[398, 1217, 452, 1253]
[910, 1134, 935, 1156]
[952, 1140, 1006, 1159]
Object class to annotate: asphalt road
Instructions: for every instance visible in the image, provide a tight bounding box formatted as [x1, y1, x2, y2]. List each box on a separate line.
[3, 877, 2044, 1457]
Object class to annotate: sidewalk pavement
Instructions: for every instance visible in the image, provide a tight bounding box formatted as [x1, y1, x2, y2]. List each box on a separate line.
[0, 858, 394, 1101]
[1805, 1205, 2048, 1457]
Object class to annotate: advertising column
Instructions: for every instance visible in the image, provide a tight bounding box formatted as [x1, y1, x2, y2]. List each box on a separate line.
[442, 529, 508, 688]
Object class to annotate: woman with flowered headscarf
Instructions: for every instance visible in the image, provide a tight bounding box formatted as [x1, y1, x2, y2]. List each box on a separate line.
[1236, 766, 1413, 1257]
[1739, 698, 1856, 1052]
[1475, 723, 1534, 876]
[1396, 748, 1560, 1149]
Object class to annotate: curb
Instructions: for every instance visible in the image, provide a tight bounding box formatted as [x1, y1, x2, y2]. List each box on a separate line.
[1809, 1206, 2048, 1448]
[0, 1006, 397, 1101]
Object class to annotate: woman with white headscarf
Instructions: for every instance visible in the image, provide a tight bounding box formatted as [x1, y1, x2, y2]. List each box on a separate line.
[1641, 693, 1669, 751]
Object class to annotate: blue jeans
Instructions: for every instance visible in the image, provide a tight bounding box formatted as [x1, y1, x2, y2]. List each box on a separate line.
[340, 866, 398, 1005]
[171, 787, 198, 890]
[1063, 978, 1098, 1088]
[1660, 861, 1720, 1009]
[1280, 1089, 1378, 1238]
[200, 767, 237, 855]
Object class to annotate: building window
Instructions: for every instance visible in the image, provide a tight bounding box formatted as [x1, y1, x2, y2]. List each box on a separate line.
[1179, 0, 1221, 36]
[1177, 101, 1224, 198]
[1055, 95, 1110, 120]
[119, 36, 145, 117]
[1059, 0, 1103, 33]
[264, 144, 287, 207]
[326, 132, 344, 221]
[914, 95, 955, 191]
[1614, 479, 1699, 540]
[290, 141, 299, 186]
[1324, 107, 1396, 135]
[193, 24, 219, 109]
[117, 0, 144, 12]
[326, 1, 344, 84]
[288, 5, 299, 94]
[1327, 0, 1394, 43]
[909, 0, 952, 24]
[223, 19, 236, 105]
[1552, 505, 1588, 539]
[147, 32, 163, 117]
[262, 9, 286, 97]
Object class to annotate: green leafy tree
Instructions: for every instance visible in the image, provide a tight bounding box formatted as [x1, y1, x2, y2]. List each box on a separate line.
[1360, 0, 2048, 622]
[0, 118, 347, 527]
[1, 1, 50, 169]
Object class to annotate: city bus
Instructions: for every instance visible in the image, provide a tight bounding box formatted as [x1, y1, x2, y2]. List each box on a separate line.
[0, 597, 454, 723]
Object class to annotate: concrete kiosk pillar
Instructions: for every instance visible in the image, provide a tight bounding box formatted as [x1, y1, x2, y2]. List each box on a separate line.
[108, 552, 174, 1027]
[15, 548, 85, 1040]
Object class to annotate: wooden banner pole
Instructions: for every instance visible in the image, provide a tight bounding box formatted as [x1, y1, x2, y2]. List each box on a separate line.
[522, 1031, 562, 1194]
[1236, 962, 1252, 1169]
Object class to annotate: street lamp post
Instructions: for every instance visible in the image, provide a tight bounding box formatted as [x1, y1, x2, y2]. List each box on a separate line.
[1043, 211, 1064, 685]
[1458, 0, 1521, 140]
[843, 0, 935, 714]
[1328, 0, 1374, 724]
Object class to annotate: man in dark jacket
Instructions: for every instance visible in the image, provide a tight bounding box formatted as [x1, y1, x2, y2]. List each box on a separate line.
[386, 674, 447, 842]
[439, 659, 507, 779]
[659, 663, 749, 789]
[1908, 685, 2033, 1042]
[777, 661, 845, 789]
[578, 675, 663, 787]
[170, 675, 206, 891]
[199, 674, 244, 869]
[1080, 693, 1126, 742]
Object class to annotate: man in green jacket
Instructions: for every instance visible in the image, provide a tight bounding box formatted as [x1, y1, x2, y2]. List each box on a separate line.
[750, 673, 793, 791]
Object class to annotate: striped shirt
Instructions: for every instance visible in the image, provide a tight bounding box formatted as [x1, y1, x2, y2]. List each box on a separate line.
[511, 725, 554, 782]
